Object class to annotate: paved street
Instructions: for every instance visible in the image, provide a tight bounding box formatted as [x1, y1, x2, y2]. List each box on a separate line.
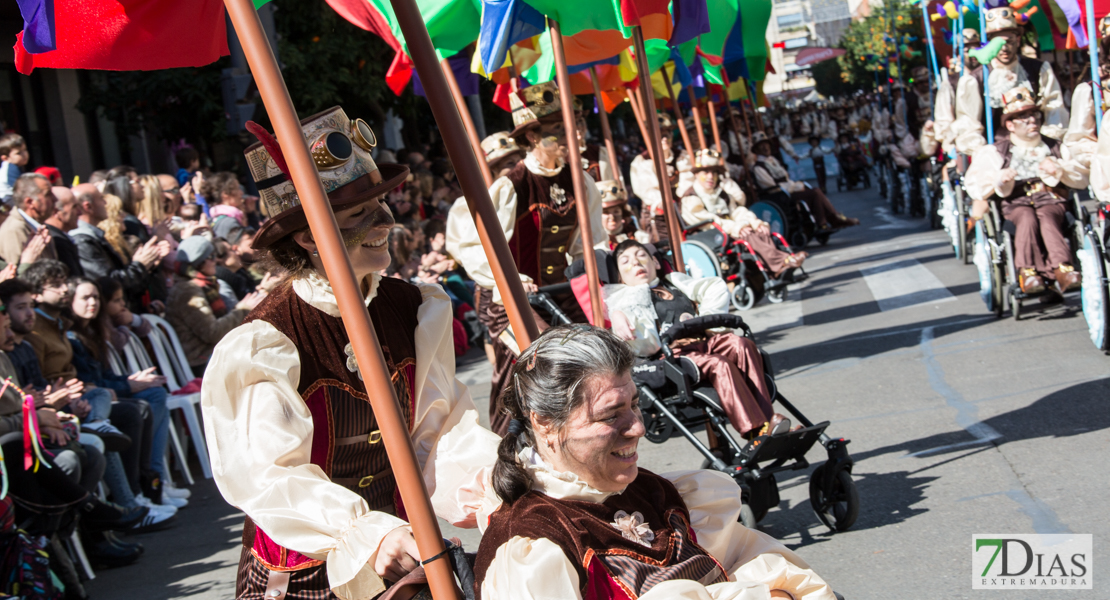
[84, 184, 1109, 599]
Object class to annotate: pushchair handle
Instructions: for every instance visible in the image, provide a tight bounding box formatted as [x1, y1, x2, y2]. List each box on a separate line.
[659, 313, 751, 346]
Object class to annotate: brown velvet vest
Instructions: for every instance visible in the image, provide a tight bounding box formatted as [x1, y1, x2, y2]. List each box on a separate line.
[474, 469, 727, 599]
[994, 136, 1067, 206]
[239, 277, 422, 571]
[507, 160, 581, 287]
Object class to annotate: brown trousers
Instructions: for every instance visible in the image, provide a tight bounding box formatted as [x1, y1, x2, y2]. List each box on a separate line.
[737, 230, 794, 277]
[1001, 200, 1070, 275]
[792, 187, 839, 227]
[671, 334, 774, 435]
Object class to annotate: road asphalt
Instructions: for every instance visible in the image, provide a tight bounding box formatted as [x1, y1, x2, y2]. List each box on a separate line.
[83, 183, 1108, 599]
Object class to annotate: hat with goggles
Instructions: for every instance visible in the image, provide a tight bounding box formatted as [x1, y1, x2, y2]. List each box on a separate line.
[1000, 82, 1041, 125]
[243, 107, 409, 249]
[510, 81, 564, 139]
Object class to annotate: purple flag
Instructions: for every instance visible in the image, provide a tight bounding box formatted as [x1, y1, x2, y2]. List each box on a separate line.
[16, 0, 56, 53]
[413, 48, 479, 97]
[1052, 0, 1087, 48]
[670, 0, 710, 47]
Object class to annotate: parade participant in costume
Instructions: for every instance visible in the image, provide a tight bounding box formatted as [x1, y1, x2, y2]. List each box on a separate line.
[950, 29, 992, 154]
[201, 108, 500, 600]
[980, 1, 1069, 141]
[750, 132, 859, 230]
[447, 81, 606, 435]
[966, 84, 1087, 295]
[681, 150, 805, 277]
[599, 182, 648, 248]
[474, 325, 833, 600]
[1063, 16, 1110, 174]
[576, 108, 613, 183]
[630, 114, 689, 241]
[604, 239, 789, 437]
[806, 135, 829, 192]
[482, 132, 527, 179]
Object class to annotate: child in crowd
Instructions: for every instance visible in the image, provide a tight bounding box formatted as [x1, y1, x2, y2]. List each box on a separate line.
[0, 133, 29, 203]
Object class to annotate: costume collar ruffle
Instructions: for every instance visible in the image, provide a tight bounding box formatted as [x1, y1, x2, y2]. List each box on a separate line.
[518, 445, 624, 503]
[525, 153, 565, 177]
[292, 271, 381, 318]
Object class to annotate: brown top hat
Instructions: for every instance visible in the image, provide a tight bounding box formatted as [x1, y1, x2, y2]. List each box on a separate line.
[481, 132, 523, 164]
[244, 107, 409, 249]
[510, 81, 564, 139]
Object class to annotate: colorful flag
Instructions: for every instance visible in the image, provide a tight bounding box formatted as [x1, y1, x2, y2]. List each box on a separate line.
[13, 0, 228, 75]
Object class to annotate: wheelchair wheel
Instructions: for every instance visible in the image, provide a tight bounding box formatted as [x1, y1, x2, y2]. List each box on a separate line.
[643, 412, 674, 444]
[680, 241, 722, 279]
[1078, 227, 1110, 350]
[766, 288, 786, 303]
[731, 285, 756, 311]
[973, 221, 996, 312]
[809, 465, 859, 533]
[789, 230, 808, 249]
[749, 201, 789, 239]
[955, 187, 969, 263]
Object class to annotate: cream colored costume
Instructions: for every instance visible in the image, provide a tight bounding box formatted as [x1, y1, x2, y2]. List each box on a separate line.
[479, 449, 835, 600]
[985, 57, 1069, 140]
[1089, 108, 1110, 202]
[753, 155, 805, 193]
[603, 272, 730, 357]
[964, 136, 1088, 202]
[952, 72, 987, 154]
[681, 180, 759, 239]
[1063, 82, 1100, 172]
[202, 273, 500, 600]
[445, 153, 606, 302]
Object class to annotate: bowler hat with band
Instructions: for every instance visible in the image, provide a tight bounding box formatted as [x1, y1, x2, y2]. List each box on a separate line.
[509, 81, 564, 140]
[243, 106, 408, 249]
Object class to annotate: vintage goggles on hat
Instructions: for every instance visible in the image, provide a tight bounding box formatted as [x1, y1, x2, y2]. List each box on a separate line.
[310, 119, 377, 171]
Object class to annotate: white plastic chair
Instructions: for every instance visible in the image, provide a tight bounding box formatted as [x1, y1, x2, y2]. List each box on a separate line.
[114, 330, 195, 485]
[141, 315, 212, 480]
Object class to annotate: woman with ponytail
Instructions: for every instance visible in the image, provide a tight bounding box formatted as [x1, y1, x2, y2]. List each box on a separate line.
[476, 325, 837, 600]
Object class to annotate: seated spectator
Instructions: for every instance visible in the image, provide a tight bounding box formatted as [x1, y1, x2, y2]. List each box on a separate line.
[604, 240, 789, 439]
[71, 184, 171, 314]
[175, 147, 201, 188]
[45, 185, 85, 277]
[0, 173, 58, 267]
[136, 174, 169, 234]
[165, 236, 262, 372]
[103, 166, 150, 244]
[157, 173, 186, 219]
[201, 172, 247, 226]
[98, 277, 152, 348]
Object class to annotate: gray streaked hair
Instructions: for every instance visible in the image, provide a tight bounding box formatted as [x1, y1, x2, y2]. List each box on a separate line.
[491, 325, 635, 504]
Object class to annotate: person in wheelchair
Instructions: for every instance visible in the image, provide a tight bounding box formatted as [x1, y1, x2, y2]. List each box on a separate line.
[681, 149, 806, 277]
[599, 181, 651, 249]
[751, 131, 860, 231]
[604, 239, 791, 439]
[966, 83, 1087, 295]
[835, 132, 870, 187]
[474, 325, 837, 600]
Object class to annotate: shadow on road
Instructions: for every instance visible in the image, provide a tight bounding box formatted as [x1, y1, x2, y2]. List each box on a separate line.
[853, 378, 1110, 463]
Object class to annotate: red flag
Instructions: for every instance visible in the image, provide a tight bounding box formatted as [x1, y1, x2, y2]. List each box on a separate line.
[13, 0, 228, 75]
[493, 82, 514, 112]
[385, 51, 414, 95]
[324, 0, 402, 52]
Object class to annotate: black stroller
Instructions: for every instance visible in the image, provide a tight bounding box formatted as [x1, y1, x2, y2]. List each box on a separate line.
[532, 252, 859, 532]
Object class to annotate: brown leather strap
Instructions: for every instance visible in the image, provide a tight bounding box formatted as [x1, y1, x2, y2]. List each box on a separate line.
[264, 570, 291, 599]
[334, 429, 383, 446]
[332, 465, 393, 489]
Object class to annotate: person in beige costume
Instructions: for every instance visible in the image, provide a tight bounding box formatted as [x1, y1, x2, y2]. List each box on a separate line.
[965, 84, 1087, 296]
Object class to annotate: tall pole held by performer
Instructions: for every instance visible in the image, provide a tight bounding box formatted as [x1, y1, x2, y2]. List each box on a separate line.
[550, 19, 606, 324]
[590, 67, 623, 181]
[662, 66, 695, 155]
[633, 26, 686, 272]
[687, 85, 708, 150]
[221, 0, 462, 598]
[442, 59, 494, 187]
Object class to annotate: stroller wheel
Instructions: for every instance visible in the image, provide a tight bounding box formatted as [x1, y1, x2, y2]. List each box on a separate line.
[767, 288, 786, 304]
[809, 465, 859, 532]
[739, 503, 758, 530]
[731, 285, 756, 311]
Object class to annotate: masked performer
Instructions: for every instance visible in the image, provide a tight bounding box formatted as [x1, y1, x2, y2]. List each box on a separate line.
[202, 108, 500, 600]
[447, 81, 605, 435]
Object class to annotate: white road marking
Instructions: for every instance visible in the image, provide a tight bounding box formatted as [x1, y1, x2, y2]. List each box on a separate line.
[860, 258, 956, 312]
[871, 206, 918, 230]
[736, 279, 806, 333]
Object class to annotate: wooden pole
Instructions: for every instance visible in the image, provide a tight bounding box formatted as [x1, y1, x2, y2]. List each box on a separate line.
[387, 0, 539, 346]
[442, 59, 493, 187]
[221, 1, 462, 599]
[590, 67, 623, 181]
[661, 66, 695, 157]
[628, 87, 654, 160]
[633, 26, 685, 273]
[706, 86, 722, 153]
[686, 86, 707, 150]
[550, 19, 605, 325]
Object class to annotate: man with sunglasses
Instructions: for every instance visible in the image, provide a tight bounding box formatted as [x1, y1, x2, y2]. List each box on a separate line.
[966, 83, 1087, 296]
